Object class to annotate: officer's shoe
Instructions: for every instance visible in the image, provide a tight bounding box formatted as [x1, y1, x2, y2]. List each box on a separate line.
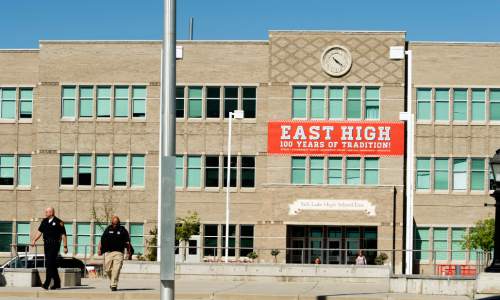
[50, 285, 60, 290]
[110, 286, 117, 291]
[41, 284, 49, 290]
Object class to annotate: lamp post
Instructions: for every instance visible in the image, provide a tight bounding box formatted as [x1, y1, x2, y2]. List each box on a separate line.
[225, 110, 244, 263]
[486, 149, 500, 273]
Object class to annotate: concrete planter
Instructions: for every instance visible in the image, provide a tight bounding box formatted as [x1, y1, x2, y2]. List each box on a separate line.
[0, 268, 81, 287]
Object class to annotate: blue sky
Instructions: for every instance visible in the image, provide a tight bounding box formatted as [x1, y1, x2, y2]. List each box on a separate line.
[2, 0, 500, 48]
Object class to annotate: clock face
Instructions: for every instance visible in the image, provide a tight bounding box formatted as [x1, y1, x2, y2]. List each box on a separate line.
[321, 46, 352, 77]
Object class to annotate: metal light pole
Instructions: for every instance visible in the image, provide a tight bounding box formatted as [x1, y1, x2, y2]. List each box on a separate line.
[160, 0, 176, 299]
[225, 110, 244, 263]
[486, 149, 500, 272]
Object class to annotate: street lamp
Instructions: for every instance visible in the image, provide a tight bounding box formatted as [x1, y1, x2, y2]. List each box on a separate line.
[486, 149, 500, 273]
[225, 109, 244, 263]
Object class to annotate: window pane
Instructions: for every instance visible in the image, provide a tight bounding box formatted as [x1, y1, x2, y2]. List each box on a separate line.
[113, 155, 128, 186]
[364, 158, 379, 185]
[346, 158, 360, 184]
[60, 154, 74, 185]
[453, 89, 467, 121]
[435, 89, 450, 121]
[79, 87, 93, 117]
[241, 156, 255, 188]
[471, 158, 485, 191]
[188, 87, 202, 118]
[415, 227, 429, 260]
[62, 87, 76, 118]
[329, 87, 343, 119]
[365, 87, 380, 120]
[0, 88, 15, 119]
[416, 158, 430, 190]
[346, 87, 361, 119]
[292, 87, 306, 119]
[309, 157, 324, 184]
[206, 87, 220, 118]
[242, 87, 256, 118]
[328, 157, 342, 184]
[433, 228, 448, 261]
[453, 158, 467, 190]
[417, 88, 431, 121]
[132, 86, 146, 118]
[176, 87, 185, 118]
[451, 228, 466, 261]
[19, 88, 33, 118]
[131, 155, 145, 187]
[95, 155, 110, 186]
[77, 155, 92, 186]
[291, 157, 306, 184]
[434, 158, 449, 190]
[224, 87, 238, 118]
[17, 155, 31, 186]
[223, 156, 237, 187]
[97, 87, 111, 117]
[310, 87, 324, 119]
[471, 89, 485, 121]
[187, 156, 201, 187]
[205, 156, 219, 187]
[114, 87, 129, 117]
[490, 89, 500, 121]
[176, 155, 184, 187]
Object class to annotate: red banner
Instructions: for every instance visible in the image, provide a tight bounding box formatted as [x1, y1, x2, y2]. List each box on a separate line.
[267, 121, 405, 156]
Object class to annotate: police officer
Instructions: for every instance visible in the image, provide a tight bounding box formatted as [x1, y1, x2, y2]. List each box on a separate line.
[98, 216, 131, 291]
[31, 207, 68, 290]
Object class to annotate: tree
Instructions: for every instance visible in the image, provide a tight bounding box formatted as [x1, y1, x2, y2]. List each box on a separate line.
[175, 211, 200, 262]
[462, 218, 495, 253]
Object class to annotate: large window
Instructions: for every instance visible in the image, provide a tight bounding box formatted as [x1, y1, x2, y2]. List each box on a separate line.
[451, 228, 466, 261]
[291, 157, 306, 184]
[309, 157, 324, 184]
[205, 156, 219, 187]
[187, 156, 201, 187]
[206, 87, 220, 118]
[416, 88, 431, 121]
[19, 88, 33, 119]
[364, 158, 379, 185]
[95, 155, 110, 186]
[416, 158, 431, 190]
[223, 156, 237, 188]
[327, 157, 342, 184]
[221, 224, 236, 256]
[415, 227, 429, 260]
[17, 155, 31, 187]
[433, 228, 448, 261]
[188, 87, 202, 118]
[176, 87, 185, 118]
[224, 87, 238, 118]
[0, 88, 15, 119]
[93, 224, 105, 254]
[365, 87, 380, 120]
[490, 89, 500, 121]
[131, 155, 145, 187]
[64, 223, 73, 254]
[346, 87, 361, 119]
[78, 154, 92, 186]
[242, 87, 256, 118]
[132, 86, 146, 118]
[434, 158, 449, 190]
[470, 158, 485, 191]
[345, 158, 360, 185]
[452, 158, 467, 191]
[435, 89, 450, 121]
[240, 225, 254, 257]
[0, 222, 12, 252]
[310, 87, 324, 119]
[113, 155, 128, 186]
[0, 155, 14, 185]
[292, 87, 307, 119]
[241, 156, 255, 188]
[471, 89, 485, 121]
[130, 223, 144, 254]
[76, 223, 91, 255]
[329, 87, 343, 119]
[16, 222, 30, 252]
[175, 155, 184, 187]
[60, 154, 75, 185]
[79, 86, 93, 118]
[114, 86, 129, 118]
[97, 86, 111, 117]
[453, 89, 467, 121]
[203, 225, 218, 256]
[62, 87, 76, 118]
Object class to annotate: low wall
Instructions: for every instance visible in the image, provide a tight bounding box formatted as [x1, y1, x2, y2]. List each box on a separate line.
[390, 276, 475, 297]
[1, 268, 81, 287]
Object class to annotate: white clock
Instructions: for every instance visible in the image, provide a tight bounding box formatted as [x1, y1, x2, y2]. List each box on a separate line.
[321, 45, 352, 77]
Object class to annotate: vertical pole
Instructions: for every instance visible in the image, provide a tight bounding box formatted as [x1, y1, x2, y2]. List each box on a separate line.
[189, 17, 194, 40]
[160, 0, 176, 299]
[404, 50, 414, 275]
[225, 113, 233, 263]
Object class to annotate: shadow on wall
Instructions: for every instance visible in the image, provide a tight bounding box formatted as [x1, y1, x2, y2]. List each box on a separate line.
[0, 273, 5, 287]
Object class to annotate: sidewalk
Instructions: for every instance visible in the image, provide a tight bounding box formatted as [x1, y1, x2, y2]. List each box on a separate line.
[0, 278, 474, 300]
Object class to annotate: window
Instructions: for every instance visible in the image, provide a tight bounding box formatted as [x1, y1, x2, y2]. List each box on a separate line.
[0, 155, 14, 185]
[415, 227, 429, 260]
[310, 87, 324, 119]
[131, 155, 145, 187]
[451, 228, 466, 261]
[0, 222, 12, 252]
[291, 157, 306, 184]
[434, 158, 449, 190]
[79, 86, 93, 117]
[471, 158, 485, 191]
[364, 158, 379, 185]
[435, 89, 449, 121]
[113, 155, 128, 186]
[19, 88, 33, 119]
[433, 228, 448, 261]
[0, 88, 15, 119]
[175, 155, 184, 187]
[240, 225, 254, 257]
[365, 87, 380, 120]
[114, 86, 129, 118]
[242, 87, 256, 118]
[328, 157, 342, 184]
[452, 158, 467, 191]
[17, 155, 31, 187]
[224, 87, 238, 118]
[132, 86, 146, 118]
[62, 87, 76, 118]
[453, 89, 467, 121]
[346, 157, 360, 185]
[292, 87, 306, 119]
[176, 87, 185, 118]
[309, 157, 324, 184]
[206, 87, 220, 118]
[97, 86, 111, 117]
[471, 89, 485, 121]
[16, 222, 30, 252]
[203, 224, 218, 256]
[130, 223, 144, 255]
[416, 88, 431, 121]
[416, 158, 431, 190]
[241, 156, 255, 188]
[188, 87, 202, 118]
[346, 87, 361, 119]
[63, 223, 73, 254]
[95, 155, 110, 186]
[490, 89, 500, 121]
[93, 224, 105, 254]
[221, 224, 236, 256]
[329, 87, 343, 119]
[76, 223, 90, 255]
[187, 156, 201, 187]
[78, 154, 92, 186]
[223, 156, 237, 188]
[204, 156, 219, 187]
[60, 154, 75, 185]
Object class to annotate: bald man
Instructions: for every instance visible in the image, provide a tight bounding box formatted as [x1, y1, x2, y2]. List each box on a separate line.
[31, 207, 68, 290]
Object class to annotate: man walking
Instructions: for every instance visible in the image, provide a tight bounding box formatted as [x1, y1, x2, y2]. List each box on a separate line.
[31, 207, 68, 290]
[98, 216, 131, 291]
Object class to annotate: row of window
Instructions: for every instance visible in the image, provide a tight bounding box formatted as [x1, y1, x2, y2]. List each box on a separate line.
[60, 154, 145, 188]
[0, 155, 31, 186]
[62, 85, 146, 119]
[0, 88, 33, 120]
[416, 157, 489, 192]
[291, 157, 380, 185]
[0, 221, 144, 254]
[176, 86, 256, 119]
[203, 224, 254, 257]
[176, 155, 255, 189]
[416, 88, 500, 122]
[292, 86, 380, 120]
[415, 227, 478, 262]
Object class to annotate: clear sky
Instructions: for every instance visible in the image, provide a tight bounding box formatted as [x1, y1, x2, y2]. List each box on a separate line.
[2, 0, 500, 48]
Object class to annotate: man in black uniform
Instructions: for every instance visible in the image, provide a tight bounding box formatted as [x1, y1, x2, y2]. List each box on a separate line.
[31, 207, 68, 290]
[98, 216, 131, 291]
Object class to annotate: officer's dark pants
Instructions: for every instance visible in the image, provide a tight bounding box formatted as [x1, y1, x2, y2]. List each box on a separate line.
[44, 241, 61, 288]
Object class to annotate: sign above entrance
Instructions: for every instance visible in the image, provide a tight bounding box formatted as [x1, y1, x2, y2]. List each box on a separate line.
[267, 121, 404, 156]
[289, 199, 376, 216]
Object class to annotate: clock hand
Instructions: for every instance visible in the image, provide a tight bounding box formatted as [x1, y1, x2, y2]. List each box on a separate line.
[332, 56, 344, 67]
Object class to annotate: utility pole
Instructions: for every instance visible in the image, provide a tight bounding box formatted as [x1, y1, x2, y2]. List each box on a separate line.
[160, 0, 176, 299]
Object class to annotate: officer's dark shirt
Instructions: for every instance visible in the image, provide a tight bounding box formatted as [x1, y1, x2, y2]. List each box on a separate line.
[100, 225, 130, 253]
[38, 217, 66, 242]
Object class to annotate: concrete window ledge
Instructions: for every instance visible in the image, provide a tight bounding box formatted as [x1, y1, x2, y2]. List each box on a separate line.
[1, 268, 81, 287]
